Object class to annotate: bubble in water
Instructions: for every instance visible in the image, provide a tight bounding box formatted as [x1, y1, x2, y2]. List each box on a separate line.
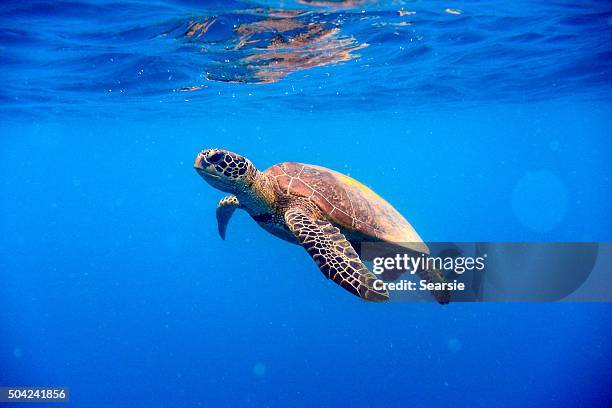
[512, 170, 568, 233]
[13, 348, 23, 359]
[445, 8, 463, 15]
[447, 337, 462, 352]
[252, 362, 266, 379]
[549, 140, 560, 151]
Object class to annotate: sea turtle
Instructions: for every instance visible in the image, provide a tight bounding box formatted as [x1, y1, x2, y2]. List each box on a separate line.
[194, 148, 450, 304]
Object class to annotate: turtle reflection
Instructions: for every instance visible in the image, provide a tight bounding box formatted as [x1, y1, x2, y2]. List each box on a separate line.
[180, 8, 367, 84]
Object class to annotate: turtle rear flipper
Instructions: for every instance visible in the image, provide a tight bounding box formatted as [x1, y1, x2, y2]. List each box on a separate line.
[417, 266, 451, 305]
[284, 207, 389, 302]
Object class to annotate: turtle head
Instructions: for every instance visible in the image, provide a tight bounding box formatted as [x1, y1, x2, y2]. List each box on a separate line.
[194, 148, 258, 193]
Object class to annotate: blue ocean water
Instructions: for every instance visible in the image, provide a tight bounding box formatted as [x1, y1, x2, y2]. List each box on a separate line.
[1, 0, 611, 407]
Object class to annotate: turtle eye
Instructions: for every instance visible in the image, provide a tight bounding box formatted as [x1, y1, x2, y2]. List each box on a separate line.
[208, 151, 224, 164]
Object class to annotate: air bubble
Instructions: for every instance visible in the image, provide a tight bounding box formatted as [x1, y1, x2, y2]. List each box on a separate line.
[252, 362, 266, 378]
[512, 170, 568, 233]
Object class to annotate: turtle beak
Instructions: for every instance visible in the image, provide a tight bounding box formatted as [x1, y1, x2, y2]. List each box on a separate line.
[194, 151, 207, 171]
[194, 150, 223, 181]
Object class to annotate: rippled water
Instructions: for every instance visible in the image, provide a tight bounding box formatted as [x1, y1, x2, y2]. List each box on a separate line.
[1, 0, 611, 116]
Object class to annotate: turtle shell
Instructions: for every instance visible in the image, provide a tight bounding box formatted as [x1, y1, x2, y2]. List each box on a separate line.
[265, 162, 429, 254]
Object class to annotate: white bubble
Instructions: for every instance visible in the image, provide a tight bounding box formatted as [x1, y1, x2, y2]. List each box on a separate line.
[549, 140, 560, 151]
[445, 8, 463, 15]
[447, 337, 462, 353]
[512, 170, 568, 233]
[252, 362, 266, 378]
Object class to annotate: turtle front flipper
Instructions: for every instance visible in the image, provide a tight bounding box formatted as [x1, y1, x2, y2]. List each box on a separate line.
[216, 195, 240, 240]
[284, 208, 389, 302]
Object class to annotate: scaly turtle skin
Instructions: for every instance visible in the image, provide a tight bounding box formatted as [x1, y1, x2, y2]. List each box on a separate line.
[266, 163, 429, 254]
[194, 148, 450, 304]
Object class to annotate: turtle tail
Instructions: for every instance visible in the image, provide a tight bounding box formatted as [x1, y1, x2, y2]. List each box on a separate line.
[417, 266, 451, 305]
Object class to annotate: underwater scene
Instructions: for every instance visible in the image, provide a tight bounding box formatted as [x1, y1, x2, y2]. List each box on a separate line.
[1, 0, 611, 406]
